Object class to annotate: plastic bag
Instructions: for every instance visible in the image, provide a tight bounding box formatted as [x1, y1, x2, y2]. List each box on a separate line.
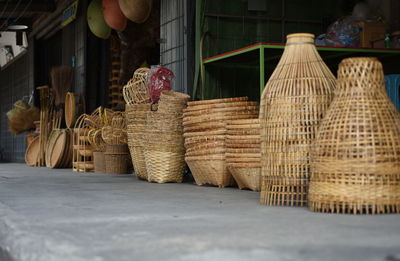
[326, 17, 361, 47]
[148, 66, 174, 103]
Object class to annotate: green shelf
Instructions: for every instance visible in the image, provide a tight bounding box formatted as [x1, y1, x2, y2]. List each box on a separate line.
[202, 43, 400, 97]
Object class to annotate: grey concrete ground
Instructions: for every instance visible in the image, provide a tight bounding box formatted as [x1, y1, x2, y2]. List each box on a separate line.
[0, 163, 399, 261]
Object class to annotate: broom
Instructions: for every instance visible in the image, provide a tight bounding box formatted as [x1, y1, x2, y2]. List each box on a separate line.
[51, 66, 73, 128]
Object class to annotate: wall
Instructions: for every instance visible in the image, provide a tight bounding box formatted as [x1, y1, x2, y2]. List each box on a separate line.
[160, 0, 195, 95]
[0, 43, 34, 162]
[0, 31, 28, 67]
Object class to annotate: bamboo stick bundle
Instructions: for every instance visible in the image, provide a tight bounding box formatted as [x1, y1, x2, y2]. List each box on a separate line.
[51, 66, 73, 128]
[259, 33, 336, 206]
[36, 86, 55, 166]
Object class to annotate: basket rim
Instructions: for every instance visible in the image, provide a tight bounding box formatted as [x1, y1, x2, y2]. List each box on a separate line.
[187, 97, 248, 106]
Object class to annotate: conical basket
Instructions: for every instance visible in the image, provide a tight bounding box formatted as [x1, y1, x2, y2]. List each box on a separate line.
[259, 33, 336, 206]
[308, 57, 400, 214]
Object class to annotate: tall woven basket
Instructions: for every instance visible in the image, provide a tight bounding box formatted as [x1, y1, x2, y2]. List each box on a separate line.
[259, 33, 336, 206]
[125, 104, 151, 180]
[142, 91, 189, 183]
[309, 57, 400, 214]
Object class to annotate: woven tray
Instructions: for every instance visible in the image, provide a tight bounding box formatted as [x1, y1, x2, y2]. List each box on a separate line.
[183, 105, 259, 117]
[183, 101, 258, 113]
[187, 97, 248, 106]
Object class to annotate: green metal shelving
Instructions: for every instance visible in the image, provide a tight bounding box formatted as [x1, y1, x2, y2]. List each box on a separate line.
[202, 43, 400, 97]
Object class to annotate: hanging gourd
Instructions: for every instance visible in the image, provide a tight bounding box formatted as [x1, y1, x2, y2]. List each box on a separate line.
[309, 57, 400, 214]
[87, 0, 111, 39]
[259, 33, 336, 206]
[118, 0, 152, 24]
[102, 0, 127, 31]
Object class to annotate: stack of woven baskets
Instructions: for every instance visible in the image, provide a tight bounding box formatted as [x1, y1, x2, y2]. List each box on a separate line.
[143, 91, 190, 183]
[226, 119, 261, 191]
[183, 97, 259, 188]
[123, 68, 152, 180]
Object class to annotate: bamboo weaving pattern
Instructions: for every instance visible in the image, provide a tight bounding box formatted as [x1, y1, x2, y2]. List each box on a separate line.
[308, 57, 400, 214]
[259, 33, 336, 206]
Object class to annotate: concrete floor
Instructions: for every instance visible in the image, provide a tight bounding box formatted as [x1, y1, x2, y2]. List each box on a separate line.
[0, 164, 399, 261]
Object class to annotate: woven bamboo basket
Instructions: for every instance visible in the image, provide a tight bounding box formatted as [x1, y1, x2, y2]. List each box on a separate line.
[187, 97, 248, 106]
[125, 104, 151, 180]
[123, 68, 150, 104]
[104, 144, 129, 174]
[143, 105, 187, 183]
[183, 105, 259, 117]
[104, 153, 130, 174]
[308, 57, 400, 214]
[227, 166, 260, 191]
[158, 90, 190, 113]
[226, 119, 261, 191]
[93, 151, 105, 173]
[144, 149, 185, 183]
[184, 98, 259, 187]
[185, 155, 236, 187]
[259, 33, 336, 206]
[183, 101, 258, 113]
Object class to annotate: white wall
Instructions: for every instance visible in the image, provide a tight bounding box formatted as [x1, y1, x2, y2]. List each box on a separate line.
[0, 31, 28, 67]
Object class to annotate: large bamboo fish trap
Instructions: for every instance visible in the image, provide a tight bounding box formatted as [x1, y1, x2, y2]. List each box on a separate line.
[226, 119, 261, 191]
[184, 97, 259, 187]
[142, 90, 189, 183]
[308, 57, 400, 214]
[259, 33, 336, 206]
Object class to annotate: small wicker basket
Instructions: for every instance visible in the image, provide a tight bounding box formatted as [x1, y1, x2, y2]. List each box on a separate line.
[104, 144, 130, 174]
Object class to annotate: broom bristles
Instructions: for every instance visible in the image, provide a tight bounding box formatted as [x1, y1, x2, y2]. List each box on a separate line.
[8, 107, 40, 134]
[51, 66, 73, 106]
